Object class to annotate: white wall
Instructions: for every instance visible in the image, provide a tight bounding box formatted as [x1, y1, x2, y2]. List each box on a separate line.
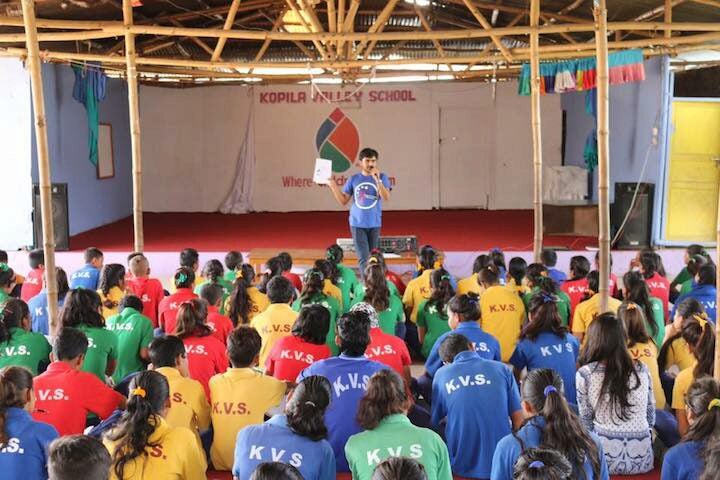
[0, 58, 33, 250]
[140, 81, 562, 212]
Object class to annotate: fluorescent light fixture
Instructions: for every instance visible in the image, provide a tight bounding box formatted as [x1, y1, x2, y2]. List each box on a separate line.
[403, 0, 431, 6]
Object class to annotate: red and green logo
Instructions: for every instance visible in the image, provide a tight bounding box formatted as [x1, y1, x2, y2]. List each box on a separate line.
[315, 107, 360, 173]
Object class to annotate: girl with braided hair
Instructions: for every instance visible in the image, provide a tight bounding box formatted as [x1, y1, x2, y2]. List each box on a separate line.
[291, 268, 340, 355]
[521, 264, 571, 326]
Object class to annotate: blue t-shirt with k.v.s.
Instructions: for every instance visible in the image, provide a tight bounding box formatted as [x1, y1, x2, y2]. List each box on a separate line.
[342, 173, 391, 228]
[69, 264, 101, 290]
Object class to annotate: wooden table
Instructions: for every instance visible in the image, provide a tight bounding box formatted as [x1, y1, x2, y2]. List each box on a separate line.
[248, 248, 417, 273]
[544, 201, 599, 237]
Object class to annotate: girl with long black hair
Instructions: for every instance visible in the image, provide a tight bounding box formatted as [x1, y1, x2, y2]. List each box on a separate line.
[417, 269, 455, 359]
[98, 263, 126, 319]
[292, 268, 340, 355]
[622, 271, 664, 347]
[352, 262, 405, 336]
[0, 299, 51, 375]
[522, 264, 571, 326]
[226, 264, 269, 326]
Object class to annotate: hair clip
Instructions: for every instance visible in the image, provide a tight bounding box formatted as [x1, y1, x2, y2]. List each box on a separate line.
[708, 399, 720, 411]
[466, 295, 479, 305]
[177, 272, 188, 284]
[540, 293, 556, 304]
[235, 270, 244, 279]
[625, 302, 638, 310]
[131, 387, 146, 398]
[0, 264, 9, 273]
[529, 461, 545, 469]
[543, 385, 558, 397]
[368, 257, 379, 264]
[304, 401, 316, 408]
[441, 274, 450, 281]
[490, 247, 502, 254]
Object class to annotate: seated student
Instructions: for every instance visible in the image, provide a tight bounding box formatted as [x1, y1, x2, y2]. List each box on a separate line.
[149, 336, 210, 444]
[278, 252, 303, 293]
[0, 263, 16, 305]
[594, 251, 619, 298]
[33, 327, 126, 436]
[0, 299, 51, 375]
[200, 284, 233, 345]
[456, 254, 489, 296]
[351, 262, 405, 337]
[315, 260, 344, 312]
[372, 457, 428, 480]
[210, 327, 287, 471]
[292, 269, 340, 355]
[173, 299, 227, 398]
[662, 377, 720, 480]
[623, 271, 665, 347]
[367, 249, 405, 297]
[125, 254, 165, 329]
[352, 303, 411, 383]
[104, 370, 207, 479]
[97, 264, 127, 320]
[169, 247, 204, 293]
[250, 462, 303, 480]
[224, 251, 243, 283]
[297, 310, 387, 472]
[660, 298, 707, 376]
[345, 370, 452, 480]
[417, 269, 454, 359]
[522, 265, 571, 326]
[251, 276, 299, 367]
[489, 248, 507, 285]
[560, 255, 591, 318]
[20, 249, 44, 302]
[577, 314, 654, 475]
[0, 366, 57, 479]
[48, 435, 111, 480]
[479, 265, 526, 362]
[106, 295, 154, 384]
[326, 244, 360, 313]
[509, 293, 580, 405]
[672, 319, 715, 436]
[572, 271, 622, 345]
[673, 263, 717, 324]
[679, 254, 709, 298]
[541, 248, 566, 287]
[507, 257, 530, 295]
[670, 244, 708, 295]
[257, 257, 286, 295]
[403, 245, 438, 325]
[60, 289, 118, 382]
[69, 247, 104, 290]
[158, 268, 198, 335]
[639, 251, 671, 319]
[432, 334, 522, 479]
[233, 375, 335, 480]
[266, 304, 331, 382]
[513, 448, 573, 480]
[225, 264, 270, 326]
[29, 267, 69, 336]
[194, 259, 233, 304]
[491, 368, 608, 480]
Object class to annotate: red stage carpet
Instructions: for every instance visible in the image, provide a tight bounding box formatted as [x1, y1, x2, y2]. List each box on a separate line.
[70, 210, 598, 252]
[206, 470, 661, 479]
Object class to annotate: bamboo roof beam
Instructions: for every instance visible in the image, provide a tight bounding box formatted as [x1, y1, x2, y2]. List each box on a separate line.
[148, 0, 273, 25]
[559, 0, 585, 15]
[211, 0, 242, 62]
[692, 0, 720, 7]
[170, 18, 215, 56]
[248, 8, 286, 73]
[353, 0, 400, 59]
[338, 0, 359, 59]
[666, 0, 672, 38]
[462, 0, 513, 62]
[284, 0, 330, 60]
[298, 0, 335, 57]
[414, 4, 454, 73]
[326, 0, 336, 33]
[447, 0, 590, 25]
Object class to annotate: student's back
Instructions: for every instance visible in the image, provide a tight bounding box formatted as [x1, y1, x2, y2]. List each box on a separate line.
[251, 276, 299, 366]
[479, 285, 525, 361]
[69, 264, 101, 290]
[28, 291, 66, 336]
[0, 299, 51, 375]
[106, 303, 153, 384]
[125, 275, 164, 328]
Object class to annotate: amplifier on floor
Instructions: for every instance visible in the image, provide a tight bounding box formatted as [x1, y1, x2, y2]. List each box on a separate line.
[336, 235, 417, 254]
[32, 183, 70, 251]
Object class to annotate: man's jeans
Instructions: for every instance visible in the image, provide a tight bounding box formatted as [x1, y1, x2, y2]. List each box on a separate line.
[351, 226, 380, 279]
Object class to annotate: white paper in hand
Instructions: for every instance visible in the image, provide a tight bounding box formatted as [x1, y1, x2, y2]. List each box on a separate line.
[313, 158, 332, 185]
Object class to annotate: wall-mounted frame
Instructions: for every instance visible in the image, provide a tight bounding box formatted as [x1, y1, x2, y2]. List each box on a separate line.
[97, 123, 115, 179]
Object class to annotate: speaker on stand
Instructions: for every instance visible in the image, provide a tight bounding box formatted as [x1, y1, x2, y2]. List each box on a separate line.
[32, 183, 70, 251]
[612, 182, 654, 249]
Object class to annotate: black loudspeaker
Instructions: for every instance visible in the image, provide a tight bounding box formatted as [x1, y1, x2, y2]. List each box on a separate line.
[32, 183, 70, 251]
[612, 182, 654, 249]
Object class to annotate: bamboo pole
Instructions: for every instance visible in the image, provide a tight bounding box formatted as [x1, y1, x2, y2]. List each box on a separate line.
[353, 0, 400, 58]
[284, 0, 330, 60]
[715, 185, 720, 379]
[594, 0, 611, 313]
[21, 0, 59, 337]
[665, 0, 672, 38]
[462, 0, 513, 61]
[211, 0, 242, 62]
[327, 0, 336, 33]
[123, 0, 144, 253]
[530, 0, 543, 263]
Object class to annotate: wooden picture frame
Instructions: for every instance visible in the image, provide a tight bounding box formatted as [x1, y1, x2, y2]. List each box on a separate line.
[97, 123, 115, 179]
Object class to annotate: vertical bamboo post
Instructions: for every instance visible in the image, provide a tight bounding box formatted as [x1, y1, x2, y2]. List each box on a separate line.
[714, 186, 720, 379]
[594, 0, 611, 313]
[21, 0, 59, 336]
[123, 0, 144, 253]
[665, 0, 672, 39]
[530, 0, 543, 262]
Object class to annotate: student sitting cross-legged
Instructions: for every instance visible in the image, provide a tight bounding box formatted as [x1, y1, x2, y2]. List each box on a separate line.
[351, 262, 405, 337]
[125, 254, 165, 329]
[232, 375, 335, 480]
[251, 276, 299, 368]
[69, 247, 104, 290]
[0, 299, 51, 375]
[106, 295, 154, 385]
[292, 268, 341, 355]
[200, 284, 234, 346]
[478, 265, 526, 362]
[104, 370, 207, 479]
[48, 435, 111, 480]
[28, 267, 69, 336]
[158, 268, 199, 335]
[432, 333, 523, 479]
[209, 326, 287, 471]
[225, 264, 270, 326]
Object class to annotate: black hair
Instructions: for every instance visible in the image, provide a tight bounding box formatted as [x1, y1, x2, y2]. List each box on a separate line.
[364, 262, 390, 312]
[579, 271, 600, 302]
[326, 244, 345, 265]
[684, 320, 716, 379]
[426, 268, 454, 316]
[417, 245, 438, 273]
[508, 257, 528, 287]
[658, 298, 707, 370]
[702, 438, 720, 480]
[359, 147, 379, 159]
[227, 326, 262, 367]
[0, 299, 29, 344]
[28, 249, 44, 269]
[48, 435, 112, 480]
[299, 268, 326, 305]
[286, 375, 331, 441]
[337, 310, 371, 356]
[687, 254, 709, 278]
[315, 259, 339, 285]
[639, 251, 658, 279]
[201, 259, 224, 283]
[119, 295, 144, 314]
[84, 247, 104, 264]
[447, 293, 480, 322]
[99, 264, 126, 310]
[685, 377, 720, 471]
[149, 335, 186, 369]
[569, 256, 590, 280]
[517, 369, 600, 479]
[357, 370, 407, 430]
[0, 251, 7, 263]
[439, 333, 472, 364]
[579, 313, 641, 421]
[250, 462, 303, 480]
[521, 293, 567, 341]
[622, 271, 659, 339]
[173, 267, 195, 290]
[54, 327, 89, 361]
[60, 289, 106, 328]
[199, 283, 224, 307]
[541, 249, 558, 267]
[372, 457, 428, 480]
[472, 254, 491, 274]
[0, 366, 34, 445]
[228, 264, 257, 326]
[126, 252, 143, 264]
[617, 302, 651, 348]
[0, 264, 14, 289]
[513, 448, 573, 480]
[179, 248, 199, 269]
[478, 265, 500, 285]
[292, 305, 330, 345]
[257, 257, 285, 294]
[278, 252, 293, 272]
[54, 267, 70, 302]
[697, 264, 717, 287]
[489, 249, 506, 271]
[224, 251, 243, 272]
[107, 370, 170, 480]
[266, 275, 294, 304]
[174, 299, 211, 338]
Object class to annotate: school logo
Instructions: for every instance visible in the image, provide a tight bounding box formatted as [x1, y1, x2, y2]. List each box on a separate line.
[354, 182, 379, 210]
[315, 108, 360, 173]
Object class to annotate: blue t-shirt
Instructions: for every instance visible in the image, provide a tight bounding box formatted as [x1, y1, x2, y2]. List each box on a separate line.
[297, 354, 388, 472]
[342, 172, 391, 228]
[491, 416, 609, 480]
[661, 440, 704, 480]
[548, 268, 567, 287]
[69, 264, 101, 290]
[509, 332, 580, 405]
[432, 351, 521, 478]
[233, 414, 336, 480]
[672, 284, 717, 324]
[0, 407, 58, 480]
[424, 322, 501, 377]
[28, 291, 65, 336]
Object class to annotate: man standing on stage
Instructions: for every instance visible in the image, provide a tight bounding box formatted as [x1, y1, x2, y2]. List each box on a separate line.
[327, 147, 392, 277]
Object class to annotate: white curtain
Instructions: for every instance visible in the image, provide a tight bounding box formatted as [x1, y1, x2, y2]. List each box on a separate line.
[220, 90, 256, 213]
